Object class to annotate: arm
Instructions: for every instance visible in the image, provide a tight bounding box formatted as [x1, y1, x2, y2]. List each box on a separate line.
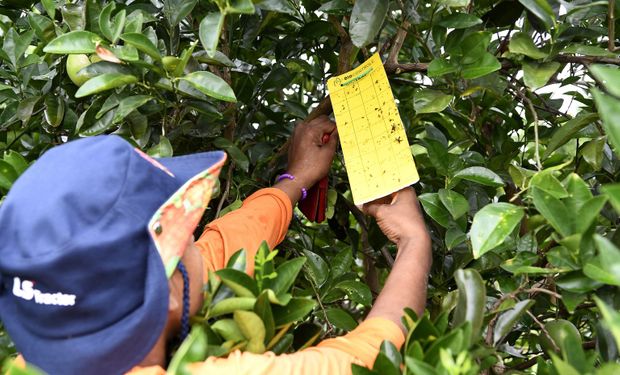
[195, 116, 338, 276]
[363, 187, 432, 332]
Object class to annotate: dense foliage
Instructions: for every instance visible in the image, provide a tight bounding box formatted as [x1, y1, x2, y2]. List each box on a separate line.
[2, 0, 620, 374]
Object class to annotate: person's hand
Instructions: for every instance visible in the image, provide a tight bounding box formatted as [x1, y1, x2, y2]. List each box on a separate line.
[287, 115, 338, 188]
[362, 187, 429, 247]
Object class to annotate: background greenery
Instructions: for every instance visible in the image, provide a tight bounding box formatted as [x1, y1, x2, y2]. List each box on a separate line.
[2, 0, 620, 374]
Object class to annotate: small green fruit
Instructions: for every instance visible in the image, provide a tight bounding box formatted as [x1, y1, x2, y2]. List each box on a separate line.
[66, 54, 91, 87]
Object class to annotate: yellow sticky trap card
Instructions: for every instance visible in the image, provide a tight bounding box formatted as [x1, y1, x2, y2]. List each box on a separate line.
[328, 53, 419, 205]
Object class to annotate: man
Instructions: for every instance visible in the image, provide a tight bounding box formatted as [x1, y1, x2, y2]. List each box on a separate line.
[0, 115, 431, 374]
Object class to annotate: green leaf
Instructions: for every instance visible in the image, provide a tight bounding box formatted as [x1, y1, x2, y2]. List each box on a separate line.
[335, 280, 372, 306]
[351, 365, 378, 375]
[549, 354, 581, 375]
[413, 89, 453, 114]
[493, 299, 535, 345]
[523, 61, 560, 90]
[470, 203, 524, 258]
[405, 357, 438, 375]
[3, 28, 35, 67]
[509, 32, 547, 59]
[419, 193, 451, 228]
[164, 0, 198, 26]
[266, 257, 306, 295]
[584, 235, 620, 286]
[602, 183, 620, 213]
[437, 13, 482, 29]
[302, 250, 329, 287]
[461, 53, 501, 79]
[529, 170, 568, 198]
[519, 0, 555, 29]
[581, 137, 606, 171]
[453, 166, 503, 187]
[210, 297, 256, 318]
[254, 291, 275, 342]
[254, 0, 296, 15]
[0, 160, 18, 190]
[43, 31, 101, 54]
[147, 136, 173, 158]
[212, 138, 248, 172]
[453, 269, 486, 341]
[99, 3, 125, 44]
[543, 113, 598, 159]
[272, 298, 316, 326]
[594, 296, 620, 350]
[575, 195, 606, 233]
[225, 0, 256, 14]
[43, 95, 65, 128]
[438, 189, 469, 219]
[372, 341, 401, 375]
[42, 0, 56, 19]
[199, 12, 226, 58]
[75, 73, 138, 98]
[556, 271, 603, 293]
[563, 44, 618, 58]
[28, 13, 55, 44]
[592, 88, 620, 155]
[226, 249, 247, 272]
[590, 65, 620, 97]
[119, 33, 161, 61]
[124, 10, 144, 33]
[349, 0, 389, 48]
[216, 268, 258, 297]
[427, 58, 459, 77]
[179, 71, 236, 102]
[112, 95, 152, 124]
[543, 320, 586, 371]
[211, 319, 245, 342]
[234, 310, 266, 344]
[325, 308, 358, 331]
[445, 227, 467, 250]
[79, 108, 115, 136]
[167, 326, 208, 375]
[2, 151, 28, 175]
[531, 187, 572, 237]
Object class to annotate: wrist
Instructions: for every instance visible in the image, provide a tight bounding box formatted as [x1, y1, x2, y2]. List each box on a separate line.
[275, 173, 308, 203]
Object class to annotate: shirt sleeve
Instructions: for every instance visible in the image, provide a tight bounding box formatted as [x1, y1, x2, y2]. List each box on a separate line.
[182, 317, 405, 375]
[195, 188, 292, 278]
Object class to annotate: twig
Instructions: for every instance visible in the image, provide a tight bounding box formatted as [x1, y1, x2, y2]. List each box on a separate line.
[525, 287, 562, 299]
[380, 245, 395, 268]
[609, 0, 616, 52]
[309, 277, 334, 335]
[386, 20, 410, 67]
[523, 95, 542, 170]
[215, 164, 233, 218]
[527, 311, 560, 353]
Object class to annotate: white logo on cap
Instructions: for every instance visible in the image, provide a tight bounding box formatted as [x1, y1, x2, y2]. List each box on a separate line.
[12, 277, 76, 306]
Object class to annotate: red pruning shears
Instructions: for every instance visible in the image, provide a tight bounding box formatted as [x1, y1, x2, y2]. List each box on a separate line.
[299, 130, 334, 223]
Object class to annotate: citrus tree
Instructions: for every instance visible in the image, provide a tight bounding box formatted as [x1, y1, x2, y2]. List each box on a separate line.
[2, 0, 620, 374]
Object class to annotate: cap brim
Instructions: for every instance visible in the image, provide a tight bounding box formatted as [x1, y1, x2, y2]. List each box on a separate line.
[149, 151, 227, 278]
[0, 242, 169, 375]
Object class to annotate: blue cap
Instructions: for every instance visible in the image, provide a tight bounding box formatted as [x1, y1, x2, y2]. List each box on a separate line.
[0, 135, 226, 375]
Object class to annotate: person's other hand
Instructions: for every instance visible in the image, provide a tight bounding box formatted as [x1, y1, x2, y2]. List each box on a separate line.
[362, 187, 429, 247]
[287, 115, 338, 188]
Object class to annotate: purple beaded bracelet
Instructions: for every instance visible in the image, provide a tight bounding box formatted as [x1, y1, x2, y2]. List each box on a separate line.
[276, 173, 307, 200]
